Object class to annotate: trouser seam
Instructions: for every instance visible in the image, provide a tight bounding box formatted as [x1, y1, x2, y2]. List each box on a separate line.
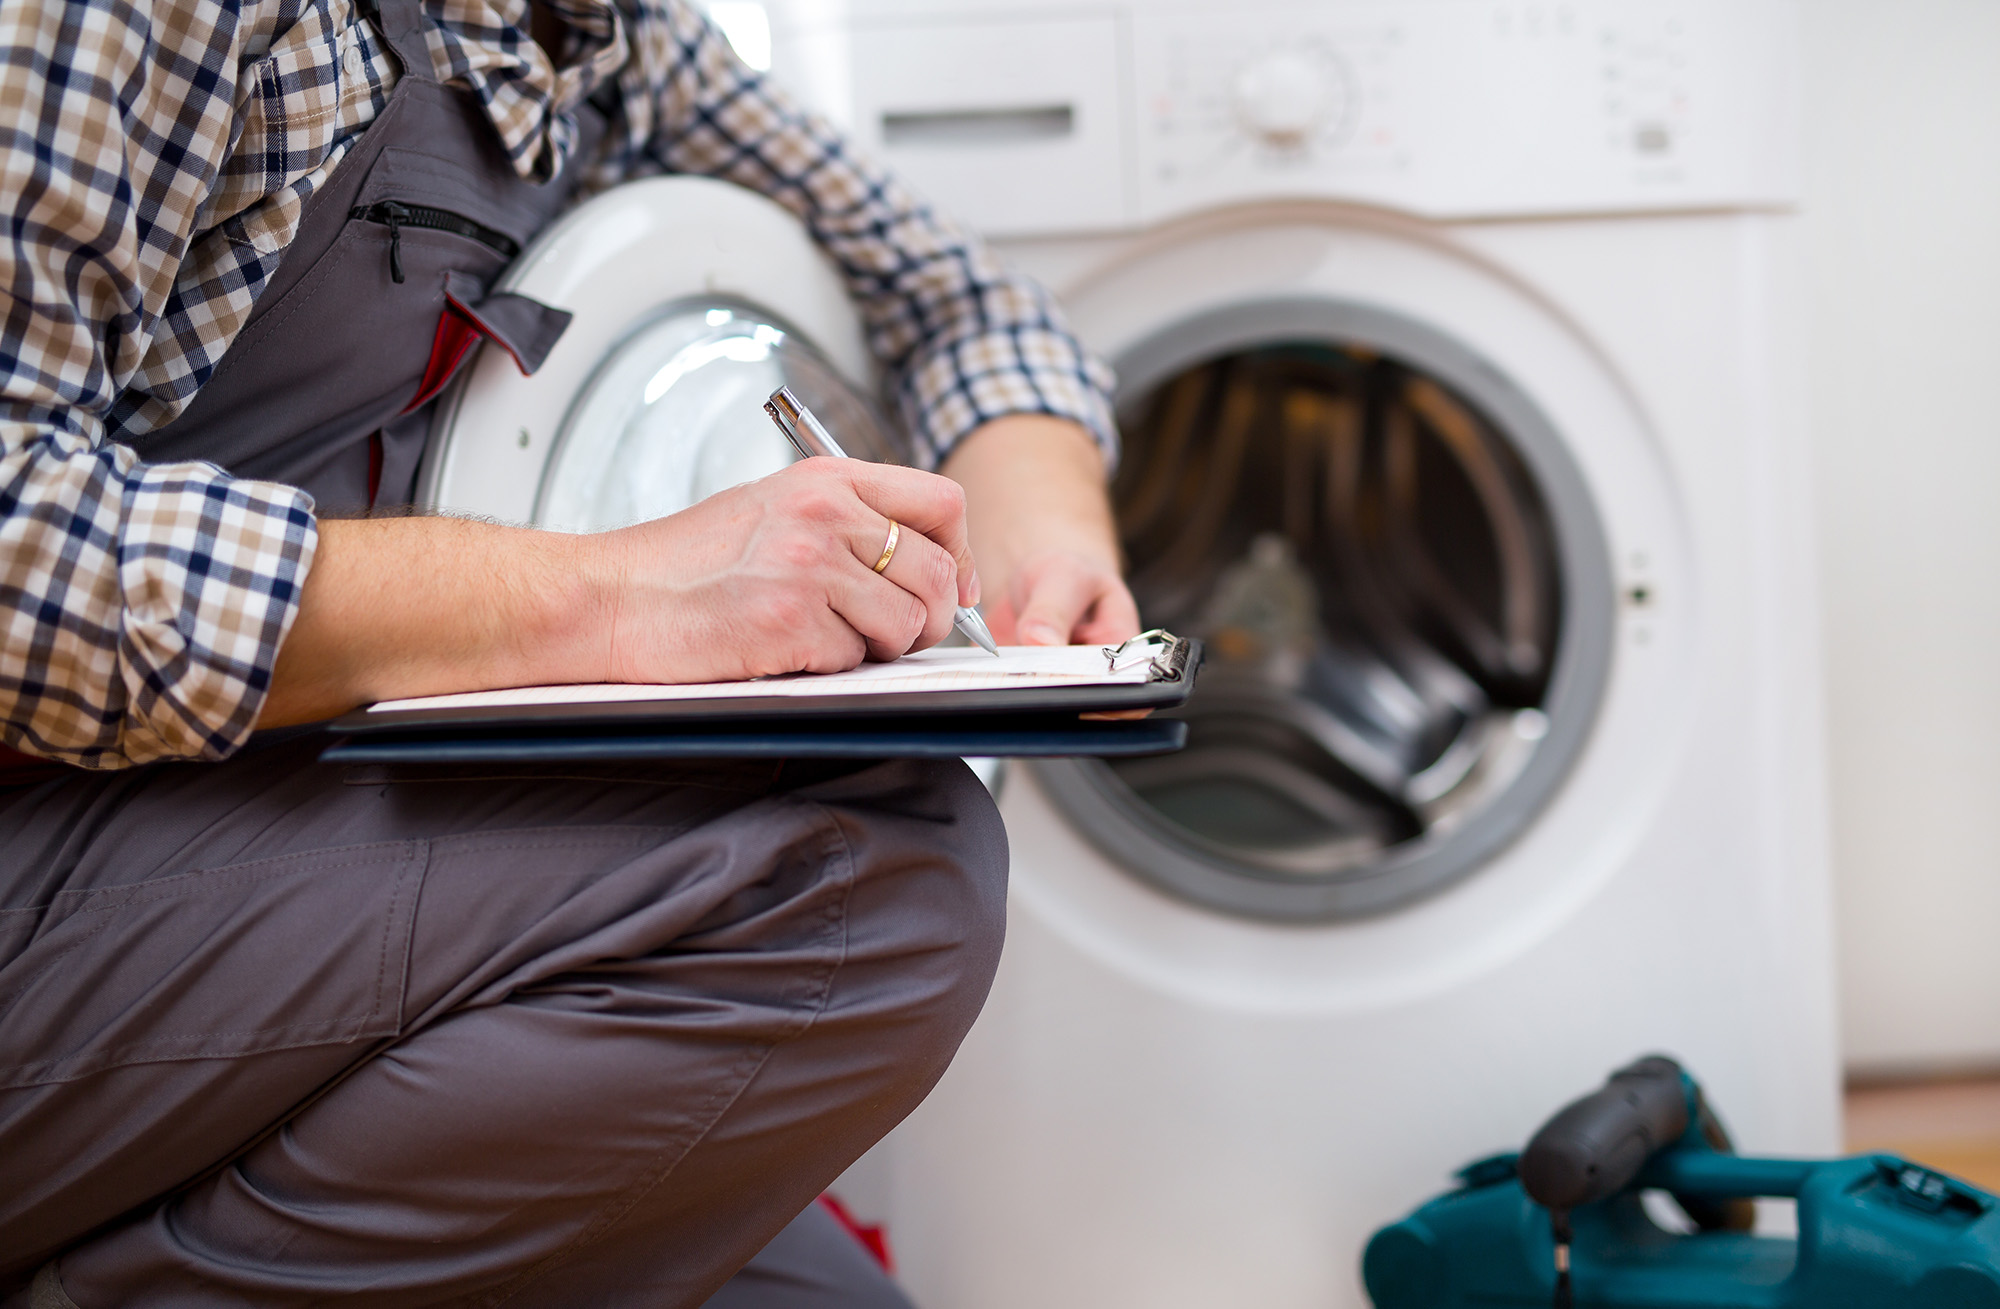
[480, 797, 861, 1308]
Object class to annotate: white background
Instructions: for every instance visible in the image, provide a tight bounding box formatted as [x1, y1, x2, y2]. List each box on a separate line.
[1803, 0, 2000, 1075]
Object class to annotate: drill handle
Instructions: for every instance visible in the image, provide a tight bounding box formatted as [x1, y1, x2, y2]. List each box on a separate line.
[1519, 1055, 1692, 1212]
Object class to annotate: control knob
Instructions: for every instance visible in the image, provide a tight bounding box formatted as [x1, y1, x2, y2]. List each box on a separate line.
[1230, 48, 1346, 149]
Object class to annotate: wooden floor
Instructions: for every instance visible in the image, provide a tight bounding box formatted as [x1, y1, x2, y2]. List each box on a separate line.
[1844, 1075, 2000, 1191]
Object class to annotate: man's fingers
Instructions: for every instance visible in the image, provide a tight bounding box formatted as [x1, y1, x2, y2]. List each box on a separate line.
[1072, 581, 1141, 646]
[789, 615, 871, 674]
[854, 518, 959, 651]
[826, 521, 960, 660]
[1011, 553, 1143, 646]
[825, 562, 934, 662]
[838, 462, 978, 606]
[1015, 565, 1109, 646]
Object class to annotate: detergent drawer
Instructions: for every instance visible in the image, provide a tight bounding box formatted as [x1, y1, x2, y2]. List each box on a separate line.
[834, 13, 1132, 237]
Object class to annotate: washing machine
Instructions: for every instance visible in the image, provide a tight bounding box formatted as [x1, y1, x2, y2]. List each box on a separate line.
[741, 1, 1842, 1306]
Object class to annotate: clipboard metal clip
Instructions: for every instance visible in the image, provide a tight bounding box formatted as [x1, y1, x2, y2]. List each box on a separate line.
[1103, 629, 1188, 680]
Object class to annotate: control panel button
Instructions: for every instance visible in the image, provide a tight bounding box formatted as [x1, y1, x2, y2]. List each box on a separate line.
[1230, 49, 1347, 148]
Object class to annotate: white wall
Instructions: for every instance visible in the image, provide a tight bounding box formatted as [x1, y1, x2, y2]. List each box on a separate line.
[1803, 0, 2000, 1074]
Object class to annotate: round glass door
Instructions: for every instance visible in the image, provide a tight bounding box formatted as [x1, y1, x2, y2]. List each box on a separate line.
[1033, 299, 1613, 921]
[534, 297, 903, 531]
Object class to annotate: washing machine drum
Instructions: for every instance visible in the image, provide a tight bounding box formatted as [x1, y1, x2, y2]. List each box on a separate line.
[419, 176, 906, 534]
[1033, 306, 1613, 924]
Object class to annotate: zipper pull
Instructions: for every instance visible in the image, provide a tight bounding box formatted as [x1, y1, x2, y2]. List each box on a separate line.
[347, 202, 411, 284]
[379, 201, 408, 284]
[348, 201, 414, 286]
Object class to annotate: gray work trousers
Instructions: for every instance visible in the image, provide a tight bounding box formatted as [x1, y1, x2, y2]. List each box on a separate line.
[0, 735, 1003, 1305]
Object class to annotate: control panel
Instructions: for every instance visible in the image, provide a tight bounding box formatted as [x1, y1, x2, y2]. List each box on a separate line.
[764, 0, 1800, 236]
[1142, 15, 1394, 196]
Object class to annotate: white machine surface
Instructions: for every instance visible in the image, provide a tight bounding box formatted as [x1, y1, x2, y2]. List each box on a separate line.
[748, 1, 1843, 1306]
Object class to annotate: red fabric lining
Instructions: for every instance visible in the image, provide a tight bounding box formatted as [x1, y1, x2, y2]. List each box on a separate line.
[816, 1192, 894, 1274]
[366, 431, 384, 507]
[445, 290, 531, 373]
[0, 743, 71, 787]
[402, 302, 486, 417]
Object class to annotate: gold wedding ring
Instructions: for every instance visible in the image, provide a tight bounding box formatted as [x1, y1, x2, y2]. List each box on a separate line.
[872, 520, 901, 574]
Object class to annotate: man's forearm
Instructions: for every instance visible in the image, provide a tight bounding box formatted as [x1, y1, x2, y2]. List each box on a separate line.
[257, 517, 603, 728]
[942, 416, 1119, 578]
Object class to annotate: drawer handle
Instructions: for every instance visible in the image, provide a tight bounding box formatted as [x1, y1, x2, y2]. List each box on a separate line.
[881, 105, 1074, 147]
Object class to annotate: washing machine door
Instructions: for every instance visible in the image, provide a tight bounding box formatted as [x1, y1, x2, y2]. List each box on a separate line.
[1032, 286, 1617, 925]
[419, 176, 906, 529]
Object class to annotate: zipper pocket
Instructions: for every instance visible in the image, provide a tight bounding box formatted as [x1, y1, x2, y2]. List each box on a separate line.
[348, 201, 521, 285]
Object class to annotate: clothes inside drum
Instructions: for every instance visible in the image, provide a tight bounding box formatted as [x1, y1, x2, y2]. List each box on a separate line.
[1104, 342, 1565, 890]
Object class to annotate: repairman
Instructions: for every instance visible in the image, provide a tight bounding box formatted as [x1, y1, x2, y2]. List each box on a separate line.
[0, 0, 1138, 1304]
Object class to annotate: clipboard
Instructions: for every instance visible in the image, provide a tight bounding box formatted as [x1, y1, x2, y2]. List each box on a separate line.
[321, 632, 1201, 763]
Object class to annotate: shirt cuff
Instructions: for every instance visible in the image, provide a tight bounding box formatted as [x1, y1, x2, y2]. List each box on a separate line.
[899, 327, 1121, 471]
[106, 461, 318, 766]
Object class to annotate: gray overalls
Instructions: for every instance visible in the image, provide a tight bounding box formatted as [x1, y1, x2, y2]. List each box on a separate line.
[0, 3, 1001, 1304]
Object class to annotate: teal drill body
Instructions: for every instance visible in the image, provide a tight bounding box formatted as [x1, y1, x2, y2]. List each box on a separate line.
[1365, 1062, 2000, 1308]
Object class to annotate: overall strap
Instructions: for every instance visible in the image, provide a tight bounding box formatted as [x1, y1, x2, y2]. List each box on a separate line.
[367, 0, 435, 84]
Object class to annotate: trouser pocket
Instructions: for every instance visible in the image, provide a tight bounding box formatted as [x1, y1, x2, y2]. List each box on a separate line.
[0, 840, 425, 1090]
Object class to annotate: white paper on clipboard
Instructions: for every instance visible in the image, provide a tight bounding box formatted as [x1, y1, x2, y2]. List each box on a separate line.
[367, 638, 1175, 716]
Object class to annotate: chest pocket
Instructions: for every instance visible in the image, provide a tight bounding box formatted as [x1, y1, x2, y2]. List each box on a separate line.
[126, 86, 587, 516]
[211, 7, 386, 254]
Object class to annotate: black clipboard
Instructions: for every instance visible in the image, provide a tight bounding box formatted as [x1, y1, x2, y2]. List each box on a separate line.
[321, 634, 1200, 763]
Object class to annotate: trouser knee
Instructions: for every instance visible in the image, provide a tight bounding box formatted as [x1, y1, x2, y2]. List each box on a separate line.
[802, 757, 1010, 1105]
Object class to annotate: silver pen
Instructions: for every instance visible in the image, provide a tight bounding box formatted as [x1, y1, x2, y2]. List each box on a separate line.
[765, 386, 1001, 656]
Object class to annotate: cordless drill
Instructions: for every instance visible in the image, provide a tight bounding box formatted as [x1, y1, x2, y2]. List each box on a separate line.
[1519, 1056, 1754, 1307]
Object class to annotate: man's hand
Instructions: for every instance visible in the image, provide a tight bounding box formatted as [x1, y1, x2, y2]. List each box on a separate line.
[595, 458, 976, 680]
[941, 413, 1140, 647]
[256, 459, 976, 727]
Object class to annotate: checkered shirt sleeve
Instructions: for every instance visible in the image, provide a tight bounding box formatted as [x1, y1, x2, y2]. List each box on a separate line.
[0, 1, 392, 768]
[589, 0, 1119, 470]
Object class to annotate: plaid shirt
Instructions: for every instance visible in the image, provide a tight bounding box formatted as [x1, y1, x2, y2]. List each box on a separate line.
[0, 0, 1116, 770]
